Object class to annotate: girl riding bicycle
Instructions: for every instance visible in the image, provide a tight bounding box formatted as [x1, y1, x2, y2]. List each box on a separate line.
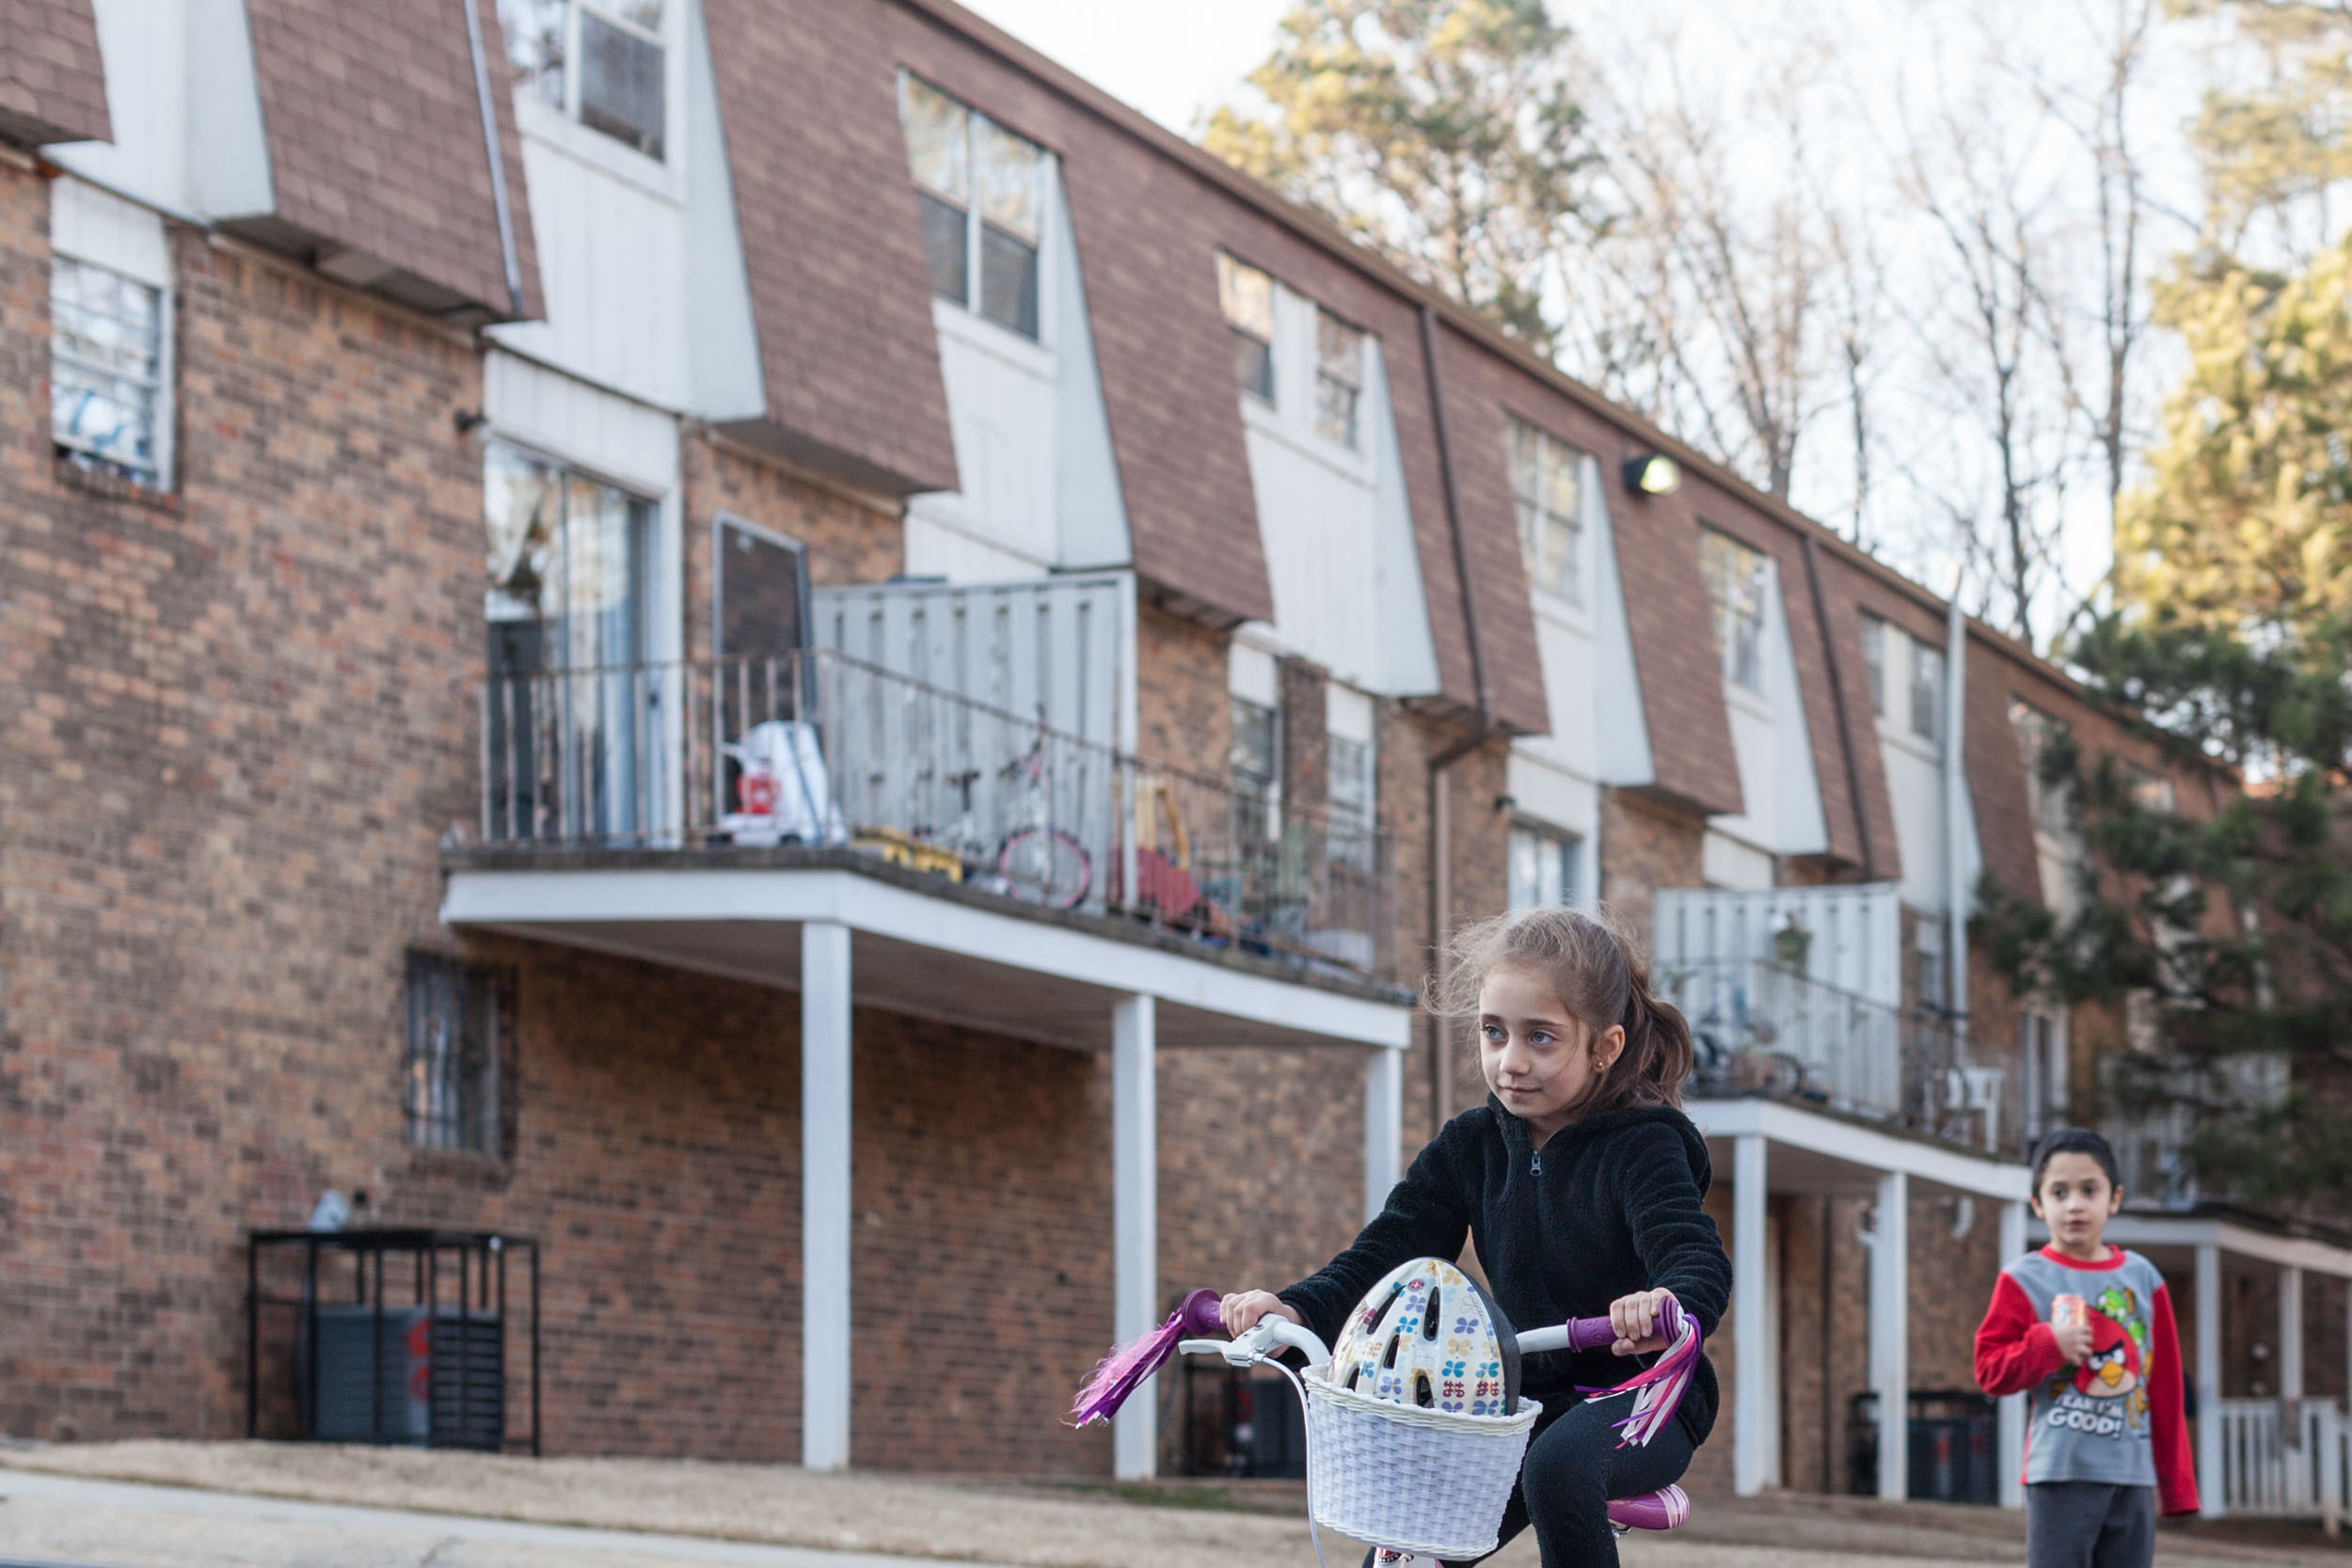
[1219, 906, 1732, 1568]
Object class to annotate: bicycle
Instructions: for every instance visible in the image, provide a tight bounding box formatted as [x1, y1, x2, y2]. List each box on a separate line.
[1141, 1285, 1696, 1566]
[985, 721, 1091, 910]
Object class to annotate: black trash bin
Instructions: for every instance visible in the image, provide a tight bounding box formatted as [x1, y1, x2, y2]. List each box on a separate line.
[248, 1227, 539, 1453]
[1848, 1388, 1999, 1503]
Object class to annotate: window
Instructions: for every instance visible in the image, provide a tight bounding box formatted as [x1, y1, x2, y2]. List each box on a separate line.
[1315, 310, 1364, 448]
[1217, 253, 1276, 403]
[2021, 1006, 2067, 1145]
[501, 0, 666, 160]
[2124, 765, 2176, 816]
[898, 76, 1044, 340]
[50, 254, 168, 488]
[1508, 825, 1581, 911]
[1914, 918, 1947, 1015]
[1231, 695, 1280, 841]
[2010, 701, 2071, 835]
[405, 953, 511, 1156]
[1697, 529, 1768, 689]
[1507, 419, 1586, 606]
[1859, 614, 1887, 717]
[483, 443, 657, 840]
[1910, 641, 1945, 743]
[1328, 732, 1376, 868]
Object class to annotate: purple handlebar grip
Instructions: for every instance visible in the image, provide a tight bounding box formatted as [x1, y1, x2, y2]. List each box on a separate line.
[1179, 1288, 1225, 1336]
[1558, 1293, 1687, 1353]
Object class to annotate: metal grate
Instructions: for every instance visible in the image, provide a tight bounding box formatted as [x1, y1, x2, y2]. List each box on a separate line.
[404, 954, 509, 1156]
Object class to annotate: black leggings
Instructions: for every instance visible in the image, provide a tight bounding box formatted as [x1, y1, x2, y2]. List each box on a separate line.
[1465, 1396, 1696, 1568]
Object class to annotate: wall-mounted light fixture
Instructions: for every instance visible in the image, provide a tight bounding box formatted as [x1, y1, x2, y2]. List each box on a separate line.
[1621, 451, 1682, 496]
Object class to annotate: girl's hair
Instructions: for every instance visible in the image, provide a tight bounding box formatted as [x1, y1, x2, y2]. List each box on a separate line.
[1428, 904, 1694, 1115]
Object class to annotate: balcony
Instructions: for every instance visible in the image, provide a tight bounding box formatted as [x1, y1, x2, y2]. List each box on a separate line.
[1661, 957, 2002, 1152]
[444, 643, 1412, 1479]
[463, 647, 1391, 980]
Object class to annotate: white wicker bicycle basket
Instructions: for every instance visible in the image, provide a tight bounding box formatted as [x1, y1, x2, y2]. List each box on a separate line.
[1300, 1367, 1543, 1560]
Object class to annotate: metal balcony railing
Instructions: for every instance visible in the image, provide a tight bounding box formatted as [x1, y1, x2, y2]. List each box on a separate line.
[1663, 958, 2011, 1151]
[472, 649, 1392, 976]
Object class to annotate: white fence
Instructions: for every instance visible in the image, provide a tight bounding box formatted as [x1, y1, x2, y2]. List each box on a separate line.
[2218, 1397, 2351, 1526]
[1654, 882, 1902, 1006]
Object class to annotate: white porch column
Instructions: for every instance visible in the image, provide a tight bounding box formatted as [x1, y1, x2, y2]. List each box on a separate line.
[1363, 1047, 1403, 1224]
[1871, 1170, 1910, 1501]
[801, 920, 853, 1471]
[2281, 1264, 2306, 1406]
[1732, 1133, 1770, 1497]
[2197, 1242, 2224, 1516]
[1998, 1199, 2028, 1509]
[1113, 993, 1158, 1480]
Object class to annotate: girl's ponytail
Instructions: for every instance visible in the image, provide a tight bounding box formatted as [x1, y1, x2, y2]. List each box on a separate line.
[1430, 903, 1692, 1114]
[1615, 950, 1693, 1111]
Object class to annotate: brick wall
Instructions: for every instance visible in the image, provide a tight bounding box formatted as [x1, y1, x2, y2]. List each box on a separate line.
[1597, 788, 1705, 947]
[0, 162, 485, 1439]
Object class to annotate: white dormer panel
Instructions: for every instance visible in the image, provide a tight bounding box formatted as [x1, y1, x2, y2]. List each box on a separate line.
[492, 0, 760, 416]
[906, 159, 1130, 581]
[1590, 484, 1653, 786]
[1872, 631, 1986, 914]
[1708, 550, 1830, 860]
[44, 0, 272, 222]
[1238, 286, 1434, 696]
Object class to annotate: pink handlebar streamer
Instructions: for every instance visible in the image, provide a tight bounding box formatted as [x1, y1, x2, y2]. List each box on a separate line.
[1571, 1293, 1702, 1448]
[1065, 1288, 1225, 1427]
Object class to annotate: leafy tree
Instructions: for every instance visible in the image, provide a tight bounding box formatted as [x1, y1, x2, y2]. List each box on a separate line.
[2113, 239, 2352, 630]
[2169, 0, 2352, 261]
[1979, 612, 2352, 1212]
[1199, 0, 1597, 351]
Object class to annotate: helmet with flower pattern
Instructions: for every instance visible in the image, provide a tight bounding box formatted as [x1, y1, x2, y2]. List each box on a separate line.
[1328, 1257, 1523, 1417]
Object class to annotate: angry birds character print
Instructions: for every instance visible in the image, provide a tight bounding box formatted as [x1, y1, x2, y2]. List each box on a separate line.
[2047, 1296, 2151, 1433]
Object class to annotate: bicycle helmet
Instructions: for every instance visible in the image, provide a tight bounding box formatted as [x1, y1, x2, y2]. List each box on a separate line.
[1328, 1258, 1522, 1418]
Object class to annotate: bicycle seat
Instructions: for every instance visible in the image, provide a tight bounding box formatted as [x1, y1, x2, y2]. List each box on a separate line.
[1605, 1484, 1689, 1531]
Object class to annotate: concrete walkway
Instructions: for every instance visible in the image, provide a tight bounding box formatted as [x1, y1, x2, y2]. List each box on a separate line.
[1, 1444, 2342, 1568]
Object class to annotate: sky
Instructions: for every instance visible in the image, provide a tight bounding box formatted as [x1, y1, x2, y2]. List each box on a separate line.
[957, 0, 1289, 134]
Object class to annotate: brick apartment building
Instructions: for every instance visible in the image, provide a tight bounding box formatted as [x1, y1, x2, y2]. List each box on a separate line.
[3, 0, 2348, 1516]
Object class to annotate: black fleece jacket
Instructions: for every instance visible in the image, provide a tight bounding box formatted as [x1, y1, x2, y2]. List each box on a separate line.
[1277, 1098, 1732, 1444]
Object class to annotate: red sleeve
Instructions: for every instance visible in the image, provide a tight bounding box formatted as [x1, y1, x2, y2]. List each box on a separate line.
[2146, 1283, 2200, 1515]
[1974, 1272, 2064, 1397]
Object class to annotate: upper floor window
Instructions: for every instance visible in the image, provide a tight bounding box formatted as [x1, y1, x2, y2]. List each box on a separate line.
[1315, 311, 1364, 449]
[501, 0, 667, 160]
[1507, 418, 1585, 607]
[1218, 253, 1276, 403]
[2010, 700, 2071, 835]
[899, 76, 1043, 341]
[1859, 613, 1887, 717]
[50, 253, 169, 489]
[1697, 529, 1767, 689]
[1910, 641, 1945, 743]
[2124, 764, 2176, 816]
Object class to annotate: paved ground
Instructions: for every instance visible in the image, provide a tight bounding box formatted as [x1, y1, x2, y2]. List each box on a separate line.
[1, 1443, 2344, 1568]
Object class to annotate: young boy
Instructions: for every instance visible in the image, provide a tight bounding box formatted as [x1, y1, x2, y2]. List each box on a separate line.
[1976, 1128, 2198, 1568]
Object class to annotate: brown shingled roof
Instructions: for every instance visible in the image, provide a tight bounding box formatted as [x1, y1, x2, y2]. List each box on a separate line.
[0, 0, 110, 148]
[702, 0, 959, 497]
[236, 0, 540, 322]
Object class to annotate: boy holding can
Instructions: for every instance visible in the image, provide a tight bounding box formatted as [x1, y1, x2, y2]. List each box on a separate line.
[1976, 1129, 2198, 1568]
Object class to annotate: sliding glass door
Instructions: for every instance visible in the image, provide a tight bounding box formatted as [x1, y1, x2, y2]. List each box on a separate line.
[484, 442, 659, 841]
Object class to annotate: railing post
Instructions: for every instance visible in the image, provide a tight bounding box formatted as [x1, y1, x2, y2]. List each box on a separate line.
[2200, 1242, 2226, 1515]
[1998, 1198, 2027, 1509]
[1870, 1169, 1909, 1501]
[1113, 992, 1157, 1481]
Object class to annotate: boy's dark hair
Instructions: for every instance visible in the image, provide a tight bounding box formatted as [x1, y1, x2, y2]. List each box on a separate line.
[2030, 1127, 2122, 1195]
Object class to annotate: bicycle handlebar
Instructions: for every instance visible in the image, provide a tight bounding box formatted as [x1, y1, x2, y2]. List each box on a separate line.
[1179, 1289, 1688, 1370]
